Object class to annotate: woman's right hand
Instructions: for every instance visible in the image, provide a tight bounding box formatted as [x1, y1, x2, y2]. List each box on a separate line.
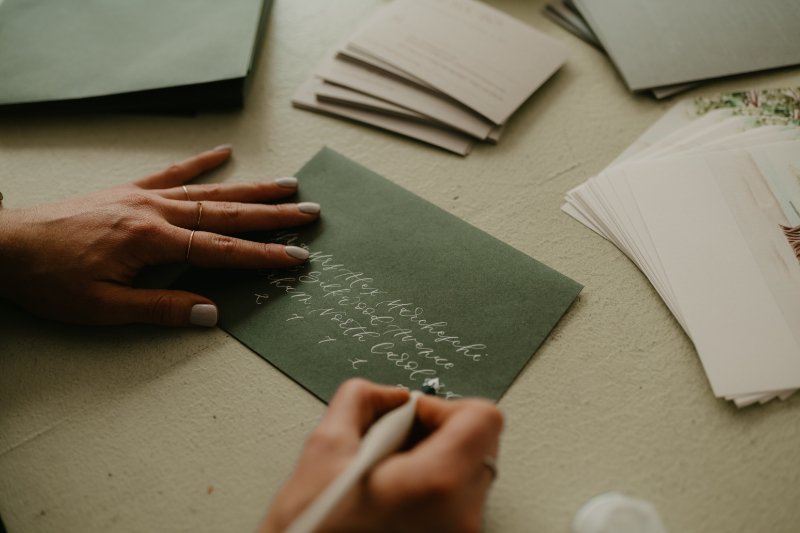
[261, 379, 504, 533]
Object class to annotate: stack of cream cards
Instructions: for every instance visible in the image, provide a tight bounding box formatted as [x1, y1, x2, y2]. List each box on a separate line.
[564, 89, 800, 407]
[293, 0, 569, 155]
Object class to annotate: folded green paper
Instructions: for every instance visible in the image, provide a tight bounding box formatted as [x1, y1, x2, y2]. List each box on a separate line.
[0, 0, 271, 112]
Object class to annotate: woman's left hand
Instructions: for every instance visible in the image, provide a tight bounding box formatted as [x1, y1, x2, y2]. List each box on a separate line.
[0, 145, 320, 327]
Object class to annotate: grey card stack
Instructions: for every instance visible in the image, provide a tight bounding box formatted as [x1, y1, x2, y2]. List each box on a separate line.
[293, 0, 569, 155]
[545, 0, 800, 99]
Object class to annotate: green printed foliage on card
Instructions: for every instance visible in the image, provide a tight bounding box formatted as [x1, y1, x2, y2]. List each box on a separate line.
[693, 88, 800, 126]
[177, 148, 582, 402]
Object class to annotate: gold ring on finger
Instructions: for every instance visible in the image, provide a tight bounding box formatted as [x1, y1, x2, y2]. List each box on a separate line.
[194, 201, 203, 231]
[185, 230, 196, 263]
[182, 184, 191, 201]
[482, 455, 498, 480]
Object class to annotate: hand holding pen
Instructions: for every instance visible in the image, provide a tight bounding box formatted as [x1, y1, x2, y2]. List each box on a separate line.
[260, 379, 504, 533]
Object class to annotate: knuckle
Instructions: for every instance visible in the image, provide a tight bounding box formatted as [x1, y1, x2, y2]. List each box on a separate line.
[201, 183, 225, 199]
[304, 426, 344, 456]
[273, 203, 295, 217]
[220, 201, 242, 221]
[261, 243, 282, 262]
[123, 191, 155, 210]
[124, 218, 162, 242]
[420, 472, 460, 500]
[211, 234, 238, 256]
[164, 163, 184, 178]
[149, 293, 178, 325]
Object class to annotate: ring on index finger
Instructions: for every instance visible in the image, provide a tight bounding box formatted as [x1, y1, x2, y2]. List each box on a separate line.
[185, 230, 196, 263]
[194, 201, 203, 231]
[182, 184, 192, 201]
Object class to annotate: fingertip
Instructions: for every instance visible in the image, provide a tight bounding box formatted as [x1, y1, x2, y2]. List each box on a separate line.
[285, 245, 310, 261]
[190, 303, 219, 327]
[196, 145, 233, 167]
[297, 202, 321, 215]
[274, 177, 298, 189]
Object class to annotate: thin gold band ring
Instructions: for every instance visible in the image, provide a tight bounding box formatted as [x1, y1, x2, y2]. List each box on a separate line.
[185, 201, 203, 262]
[194, 201, 203, 231]
[185, 230, 196, 263]
[482, 456, 498, 480]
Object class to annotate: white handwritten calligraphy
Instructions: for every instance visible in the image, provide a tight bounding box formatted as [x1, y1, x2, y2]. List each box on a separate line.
[254, 232, 490, 398]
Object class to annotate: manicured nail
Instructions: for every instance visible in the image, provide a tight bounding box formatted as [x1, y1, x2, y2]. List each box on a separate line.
[190, 304, 218, 327]
[297, 202, 320, 214]
[275, 177, 298, 188]
[212, 144, 233, 152]
[285, 246, 310, 261]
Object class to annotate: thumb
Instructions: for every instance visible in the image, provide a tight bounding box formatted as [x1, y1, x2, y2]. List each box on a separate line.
[99, 284, 218, 327]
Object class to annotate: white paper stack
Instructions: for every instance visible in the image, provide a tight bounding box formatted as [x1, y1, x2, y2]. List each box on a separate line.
[293, 0, 569, 155]
[564, 88, 800, 407]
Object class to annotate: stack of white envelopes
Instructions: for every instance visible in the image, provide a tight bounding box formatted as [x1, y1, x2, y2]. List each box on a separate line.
[293, 0, 568, 156]
[564, 89, 800, 407]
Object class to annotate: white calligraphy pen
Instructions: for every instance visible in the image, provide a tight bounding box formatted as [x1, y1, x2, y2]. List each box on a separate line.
[284, 379, 441, 533]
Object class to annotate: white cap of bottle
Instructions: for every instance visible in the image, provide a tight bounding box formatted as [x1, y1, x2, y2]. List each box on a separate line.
[572, 492, 668, 533]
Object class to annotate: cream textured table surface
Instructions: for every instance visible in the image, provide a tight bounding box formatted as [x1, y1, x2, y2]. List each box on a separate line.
[1, 1, 799, 532]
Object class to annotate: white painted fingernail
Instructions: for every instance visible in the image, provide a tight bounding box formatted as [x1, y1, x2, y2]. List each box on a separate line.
[275, 177, 298, 188]
[212, 144, 233, 152]
[297, 202, 320, 214]
[285, 246, 310, 261]
[190, 304, 218, 327]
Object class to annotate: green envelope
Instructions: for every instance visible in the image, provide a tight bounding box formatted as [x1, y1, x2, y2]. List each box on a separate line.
[0, 0, 271, 113]
[178, 148, 582, 402]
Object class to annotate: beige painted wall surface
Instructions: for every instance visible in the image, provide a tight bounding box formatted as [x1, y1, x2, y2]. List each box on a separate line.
[1, 1, 799, 532]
